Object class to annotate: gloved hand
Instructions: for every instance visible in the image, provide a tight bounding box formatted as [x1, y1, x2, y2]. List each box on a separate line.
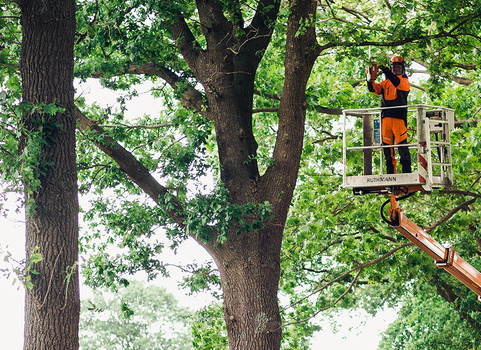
[366, 63, 378, 82]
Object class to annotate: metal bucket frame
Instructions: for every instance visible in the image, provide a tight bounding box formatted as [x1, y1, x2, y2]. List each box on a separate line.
[342, 105, 454, 192]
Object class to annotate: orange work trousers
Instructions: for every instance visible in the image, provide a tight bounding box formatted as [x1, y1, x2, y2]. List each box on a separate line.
[382, 117, 411, 174]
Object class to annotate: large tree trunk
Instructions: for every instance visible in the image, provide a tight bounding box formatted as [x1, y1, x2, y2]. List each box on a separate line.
[202, 1, 319, 348]
[20, 1, 79, 350]
[212, 223, 284, 349]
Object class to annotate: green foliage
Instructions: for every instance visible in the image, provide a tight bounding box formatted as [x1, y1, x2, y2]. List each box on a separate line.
[0, 89, 66, 214]
[1, 246, 42, 291]
[80, 280, 193, 350]
[80, 183, 271, 290]
[75, 0, 196, 84]
[281, 318, 320, 350]
[378, 283, 481, 350]
[190, 303, 228, 350]
[179, 262, 222, 298]
[80, 197, 173, 289]
[0, 3, 21, 79]
[163, 185, 273, 244]
[76, 103, 212, 198]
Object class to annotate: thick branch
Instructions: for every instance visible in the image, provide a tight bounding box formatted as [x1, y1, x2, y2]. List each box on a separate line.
[253, 88, 280, 101]
[252, 107, 279, 114]
[126, 63, 207, 114]
[411, 68, 474, 85]
[432, 276, 481, 331]
[74, 107, 187, 228]
[341, 6, 371, 23]
[251, 104, 341, 117]
[166, 10, 204, 76]
[244, 0, 281, 52]
[264, 0, 319, 203]
[476, 237, 481, 251]
[455, 119, 481, 127]
[443, 74, 474, 85]
[319, 23, 480, 56]
[314, 105, 343, 115]
[448, 13, 481, 35]
[412, 59, 475, 85]
[254, 80, 425, 118]
[438, 189, 481, 199]
[196, 0, 233, 49]
[92, 62, 210, 120]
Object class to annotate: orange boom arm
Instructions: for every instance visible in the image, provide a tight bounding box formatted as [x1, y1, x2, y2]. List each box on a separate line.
[386, 192, 481, 301]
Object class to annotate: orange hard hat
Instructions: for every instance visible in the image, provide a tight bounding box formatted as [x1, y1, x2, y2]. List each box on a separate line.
[391, 56, 404, 63]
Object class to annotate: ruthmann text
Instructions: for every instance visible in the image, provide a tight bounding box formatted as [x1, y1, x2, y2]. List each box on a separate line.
[367, 176, 397, 183]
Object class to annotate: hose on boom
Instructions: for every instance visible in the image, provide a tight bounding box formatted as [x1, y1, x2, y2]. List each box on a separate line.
[380, 192, 416, 226]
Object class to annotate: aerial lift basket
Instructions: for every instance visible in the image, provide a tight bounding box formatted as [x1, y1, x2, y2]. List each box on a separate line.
[342, 105, 454, 193]
[342, 105, 481, 301]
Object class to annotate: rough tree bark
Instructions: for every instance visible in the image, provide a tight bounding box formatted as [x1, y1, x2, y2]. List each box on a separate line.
[206, 1, 319, 348]
[20, 1, 79, 349]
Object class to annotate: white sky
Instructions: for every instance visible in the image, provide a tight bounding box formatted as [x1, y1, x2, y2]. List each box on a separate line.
[0, 79, 398, 349]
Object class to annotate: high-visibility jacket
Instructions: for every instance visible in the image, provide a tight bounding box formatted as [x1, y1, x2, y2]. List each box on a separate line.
[368, 67, 410, 122]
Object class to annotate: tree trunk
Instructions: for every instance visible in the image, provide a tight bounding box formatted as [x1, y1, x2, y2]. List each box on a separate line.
[20, 1, 79, 350]
[212, 224, 284, 350]
[203, 1, 318, 348]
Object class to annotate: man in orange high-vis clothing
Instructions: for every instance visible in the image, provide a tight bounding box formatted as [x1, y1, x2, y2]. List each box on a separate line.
[367, 56, 412, 174]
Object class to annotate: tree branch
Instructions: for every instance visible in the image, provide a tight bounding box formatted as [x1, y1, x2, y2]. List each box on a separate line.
[92, 62, 210, 120]
[412, 59, 475, 85]
[448, 13, 481, 35]
[330, 202, 353, 216]
[281, 242, 413, 313]
[281, 268, 363, 327]
[245, 0, 281, 53]
[438, 189, 481, 199]
[431, 275, 481, 331]
[196, 0, 233, 49]
[253, 88, 280, 101]
[476, 237, 481, 251]
[319, 26, 479, 55]
[411, 67, 474, 85]
[156, 263, 219, 276]
[425, 197, 477, 234]
[341, 6, 371, 23]
[252, 107, 279, 114]
[165, 9, 204, 77]
[263, 0, 320, 204]
[126, 64, 209, 117]
[74, 107, 187, 228]
[99, 123, 174, 129]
